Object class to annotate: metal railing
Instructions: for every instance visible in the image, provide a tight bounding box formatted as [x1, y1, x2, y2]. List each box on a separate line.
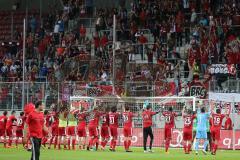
[78, 18, 96, 28]
[209, 79, 240, 93]
[99, 29, 153, 43]
[0, 81, 118, 111]
[0, 76, 47, 83]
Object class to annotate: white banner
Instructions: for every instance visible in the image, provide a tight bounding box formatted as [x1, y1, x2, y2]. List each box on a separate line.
[208, 64, 236, 75]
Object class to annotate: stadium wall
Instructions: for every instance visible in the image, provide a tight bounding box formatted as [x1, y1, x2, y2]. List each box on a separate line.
[1, 128, 240, 150]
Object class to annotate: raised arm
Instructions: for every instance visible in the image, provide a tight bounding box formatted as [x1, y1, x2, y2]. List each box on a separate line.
[182, 107, 186, 118]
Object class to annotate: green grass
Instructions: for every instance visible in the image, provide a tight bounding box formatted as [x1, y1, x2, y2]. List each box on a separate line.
[0, 146, 238, 160]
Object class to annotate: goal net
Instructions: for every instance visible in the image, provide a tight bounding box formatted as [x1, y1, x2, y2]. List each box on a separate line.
[69, 96, 196, 147]
[70, 96, 195, 125]
[70, 96, 196, 147]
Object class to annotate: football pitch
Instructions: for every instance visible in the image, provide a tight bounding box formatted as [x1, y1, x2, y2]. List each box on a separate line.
[0, 146, 239, 160]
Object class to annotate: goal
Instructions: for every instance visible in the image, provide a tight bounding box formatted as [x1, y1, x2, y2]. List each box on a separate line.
[69, 96, 196, 148]
[69, 96, 196, 126]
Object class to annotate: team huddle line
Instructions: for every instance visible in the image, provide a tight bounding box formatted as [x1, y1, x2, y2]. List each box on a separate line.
[0, 100, 232, 157]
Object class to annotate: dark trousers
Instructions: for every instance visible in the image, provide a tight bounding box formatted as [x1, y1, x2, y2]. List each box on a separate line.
[143, 127, 154, 151]
[30, 137, 41, 160]
[206, 131, 212, 151]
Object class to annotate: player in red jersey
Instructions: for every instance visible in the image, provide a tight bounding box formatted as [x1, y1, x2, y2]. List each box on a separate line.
[23, 103, 35, 151]
[42, 110, 50, 148]
[162, 107, 178, 153]
[100, 107, 110, 150]
[224, 114, 233, 130]
[142, 105, 159, 153]
[122, 105, 136, 152]
[48, 105, 59, 149]
[210, 108, 225, 155]
[0, 111, 8, 148]
[182, 108, 196, 154]
[15, 112, 25, 148]
[75, 107, 88, 150]
[6, 110, 17, 148]
[109, 106, 120, 152]
[88, 107, 103, 151]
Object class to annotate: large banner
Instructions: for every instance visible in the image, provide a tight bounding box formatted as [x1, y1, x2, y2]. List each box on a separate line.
[208, 64, 236, 75]
[190, 85, 207, 99]
[3, 128, 239, 150]
[116, 128, 239, 149]
[189, 80, 208, 99]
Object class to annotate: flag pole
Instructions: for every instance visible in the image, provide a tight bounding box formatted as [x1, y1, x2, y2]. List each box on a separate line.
[22, 19, 26, 109]
[112, 14, 116, 95]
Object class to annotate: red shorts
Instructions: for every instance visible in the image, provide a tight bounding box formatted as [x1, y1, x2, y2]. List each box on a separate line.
[101, 126, 109, 139]
[110, 127, 118, 137]
[123, 127, 132, 137]
[211, 128, 220, 141]
[67, 126, 76, 136]
[0, 129, 6, 136]
[6, 128, 13, 137]
[52, 126, 58, 136]
[77, 127, 86, 137]
[164, 127, 172, 140]
[58, 127, 66, 136]
[88, 126, 98, 137]
[16, 129, 23, 137]
[183, 128, 192, 141]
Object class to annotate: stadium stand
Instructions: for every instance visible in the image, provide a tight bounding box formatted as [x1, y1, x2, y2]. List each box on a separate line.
[0, 0, 239, 110]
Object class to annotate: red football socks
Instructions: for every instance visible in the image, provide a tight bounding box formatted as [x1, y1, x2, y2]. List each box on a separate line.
[112, 140, 117, 149]
[183, 144, 187, 153]
[187, 144, 191, 153]
[49, 137, 54, 147]
[214, 144, 218, 153]
[110, 139, 114, 149]
[15, 138, 18, 147]
[124, 141, 127, 150]
[68, 139, 71, 150]
[89, 138, 94, 148]
[93, 137, 98, 146]
[8, 139, 12, 146]
[101, 141, 107, 148]
[128, 140, 131, 150]
[165, 140, 170, 152]
[54, 137, 58, 149]
[72, 139, 76, 150]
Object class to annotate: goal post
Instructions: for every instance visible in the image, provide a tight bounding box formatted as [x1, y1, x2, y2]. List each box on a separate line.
[69, 96, 198, 147]
[69, 96, 196, 114]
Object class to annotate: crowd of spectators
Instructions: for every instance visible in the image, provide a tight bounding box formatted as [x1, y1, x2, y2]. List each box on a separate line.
[0, 0, 239, 95]
[92, 0, 240, 92]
